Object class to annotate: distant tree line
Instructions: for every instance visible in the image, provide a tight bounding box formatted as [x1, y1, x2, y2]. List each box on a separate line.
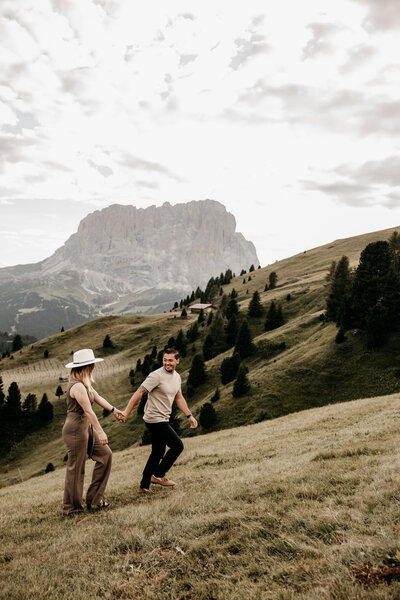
[0, 377, 54, 456]
[325, 235, 400, 347]
[171, 264, 262, 311]
[0, 332, 37, 358]
[183, 275, 285, 408]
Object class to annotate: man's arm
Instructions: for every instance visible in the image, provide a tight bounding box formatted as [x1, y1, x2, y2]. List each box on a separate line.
[123, 385, 147, 419]
[174, 390, 198, 429]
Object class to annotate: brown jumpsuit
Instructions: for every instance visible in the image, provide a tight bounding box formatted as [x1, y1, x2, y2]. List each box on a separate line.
[62, 378, 112, 515]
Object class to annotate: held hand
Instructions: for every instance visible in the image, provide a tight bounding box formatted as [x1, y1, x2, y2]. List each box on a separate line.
[113, 409, 125, 422]
[99, 431, 108, 445]
[188, 416, 198, 429]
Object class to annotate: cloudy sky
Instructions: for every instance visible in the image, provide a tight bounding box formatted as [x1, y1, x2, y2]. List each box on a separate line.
[1, 0, 400, 268]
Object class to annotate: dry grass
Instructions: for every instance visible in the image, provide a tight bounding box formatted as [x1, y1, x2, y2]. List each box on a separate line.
[2, 394, 400, 599]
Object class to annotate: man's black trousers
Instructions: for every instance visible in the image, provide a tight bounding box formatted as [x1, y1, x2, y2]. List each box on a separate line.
[140, 421, 184, 489]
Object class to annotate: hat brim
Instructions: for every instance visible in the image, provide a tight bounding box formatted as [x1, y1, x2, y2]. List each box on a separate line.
[65, 358, 104, 369]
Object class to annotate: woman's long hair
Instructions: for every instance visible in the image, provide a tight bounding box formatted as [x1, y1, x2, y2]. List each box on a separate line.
[70, 364, 95, 399]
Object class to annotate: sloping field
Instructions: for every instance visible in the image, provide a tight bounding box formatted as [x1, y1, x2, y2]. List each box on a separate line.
[2, 224, 400, 490]
[1, 394, 400, 599]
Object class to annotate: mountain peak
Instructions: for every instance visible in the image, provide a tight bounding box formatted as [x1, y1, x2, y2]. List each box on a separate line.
[0, 200, 259, 338]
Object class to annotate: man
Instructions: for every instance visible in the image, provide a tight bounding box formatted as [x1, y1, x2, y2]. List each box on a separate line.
[123, 348, 198, 493]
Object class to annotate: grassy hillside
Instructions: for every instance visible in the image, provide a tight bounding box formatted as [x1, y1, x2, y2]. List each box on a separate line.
[2, 394, 400, 599]
[1, 224, 400, 486]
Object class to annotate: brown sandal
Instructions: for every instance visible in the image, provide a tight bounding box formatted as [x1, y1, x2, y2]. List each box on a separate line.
[87, 499, 111, 510]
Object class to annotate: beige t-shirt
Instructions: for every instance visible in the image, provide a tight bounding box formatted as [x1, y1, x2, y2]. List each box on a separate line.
[142, 367, 182, 423]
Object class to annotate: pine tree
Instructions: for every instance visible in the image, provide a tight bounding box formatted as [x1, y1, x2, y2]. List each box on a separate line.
[219, 294, 229, 316]
[202, 334, 215, 361]
[220, 353, 241, 384]
[224, 269, 233, 284]
[249, 264, 255, 272]
[326, 256, 351, 323]
[55, 385, 63, 399]
[264, 301, 284, 331]
[180, 340, 187, 358]
[226, 297, 239, 320]
[268, 272, 278, 289]
[210, 313, 227, 356]
[187, 322, 199, 342]
[136, 358, 142, 372]
[38, 393, 54, 421]
[230, 288, 238, 299]
[181, 308, 187, 318]
[351, 241, 397, 331]
[199, 402, 217, 429]
[226, 314, 238, 347]
[22, 393, 37, 414]
[103, 334, 114, 348]
[12, 334, 23, 352]
[365, 301, 389, 348]
[206, 311, 213, 326]
[276, 304, 284, 327]
[389, 231, 400, 266]
[234, 319, 254, 358]
[5, 382, 22, 418]
[197, 308, 205, 323]
[187, 355, 207, 388]
[232, 365, 251, 397]
[175, 330, 184, 350]
[248, 290, 263, 317]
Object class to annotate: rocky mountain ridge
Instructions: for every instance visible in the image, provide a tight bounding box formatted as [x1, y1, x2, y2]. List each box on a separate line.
[0, 200, 259, 338]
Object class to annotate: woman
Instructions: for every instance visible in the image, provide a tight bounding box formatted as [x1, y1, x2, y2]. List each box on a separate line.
[62, 348, 122, 516]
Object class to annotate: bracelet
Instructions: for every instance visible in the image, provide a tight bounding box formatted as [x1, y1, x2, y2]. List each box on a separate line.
[186, 413, 192, 419]
[110, 407, 115, 413]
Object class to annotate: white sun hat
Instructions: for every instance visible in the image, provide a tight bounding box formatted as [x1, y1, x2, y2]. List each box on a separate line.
[65, 348, 104, 369]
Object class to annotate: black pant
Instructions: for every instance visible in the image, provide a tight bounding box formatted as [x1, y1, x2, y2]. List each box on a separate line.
[140, 422, 184, 489]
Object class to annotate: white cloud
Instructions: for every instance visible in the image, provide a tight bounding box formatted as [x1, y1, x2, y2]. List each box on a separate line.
[1, 0, 400, 268]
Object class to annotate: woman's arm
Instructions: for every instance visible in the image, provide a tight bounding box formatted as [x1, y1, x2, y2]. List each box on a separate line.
[70, 383, 108, 444]
[91, 389, 124, 421]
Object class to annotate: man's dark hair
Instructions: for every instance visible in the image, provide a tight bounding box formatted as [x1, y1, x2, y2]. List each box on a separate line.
[163, 347, 180, 359]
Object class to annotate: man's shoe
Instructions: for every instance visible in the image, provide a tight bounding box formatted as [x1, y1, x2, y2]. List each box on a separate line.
[151, 475, 176, 486]
[138, 487, 152, 493]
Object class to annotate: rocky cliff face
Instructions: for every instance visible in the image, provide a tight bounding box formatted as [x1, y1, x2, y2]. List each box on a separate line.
[44, 200, 258, 291]
[0, 200, 259, 338]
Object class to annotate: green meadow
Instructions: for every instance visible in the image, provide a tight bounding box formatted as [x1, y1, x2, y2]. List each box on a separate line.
[1, 224, 400, 487]
[2, 394, 400, 599]
[2, 225, 400, 598]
